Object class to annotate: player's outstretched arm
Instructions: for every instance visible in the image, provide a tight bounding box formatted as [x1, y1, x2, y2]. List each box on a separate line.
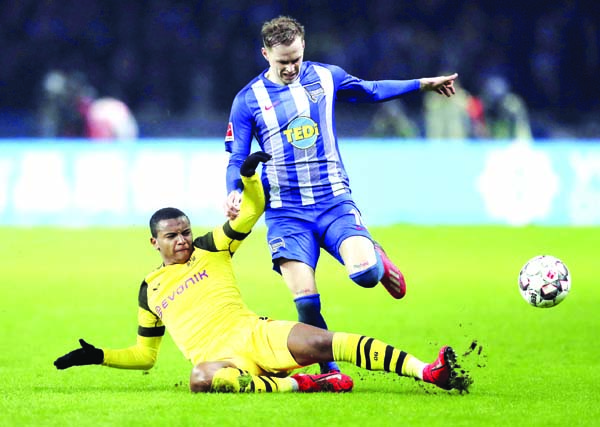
[419, 73, 458, 97]
[224, 152, 271, 221]
[55, 336, 162, 371]
[228, 151, 271, 234]
[208, 152, 271, 253]
[54, 338, 103, 369]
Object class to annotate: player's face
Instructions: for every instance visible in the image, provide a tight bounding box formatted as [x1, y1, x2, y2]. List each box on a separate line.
[150, 216, 193, 265]
[262, 36, 305, 85]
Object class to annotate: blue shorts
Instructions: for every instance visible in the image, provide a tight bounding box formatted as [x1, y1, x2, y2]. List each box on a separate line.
[265, 196, 373, 273]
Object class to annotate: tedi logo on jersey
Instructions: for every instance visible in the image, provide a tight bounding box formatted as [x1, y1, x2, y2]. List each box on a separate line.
[284, 116, 319, 149]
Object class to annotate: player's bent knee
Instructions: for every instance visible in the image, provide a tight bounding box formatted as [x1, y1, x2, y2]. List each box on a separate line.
[189, 365, 214, 393]
[190, 361, 238, 393]
[349, 262, 382, 288]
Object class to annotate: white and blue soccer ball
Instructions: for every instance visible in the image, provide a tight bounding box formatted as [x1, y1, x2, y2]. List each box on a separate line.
[518, 255, 571, 308]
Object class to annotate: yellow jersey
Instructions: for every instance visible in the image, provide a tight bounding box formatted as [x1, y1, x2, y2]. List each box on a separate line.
[102, 174, 265, 368]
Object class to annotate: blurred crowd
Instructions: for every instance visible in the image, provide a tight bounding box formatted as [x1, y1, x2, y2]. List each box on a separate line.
[39, 70, 138, 140]
[0, 0, 598, 138]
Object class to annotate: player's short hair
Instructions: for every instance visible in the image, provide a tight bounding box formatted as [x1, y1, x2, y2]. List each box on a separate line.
[149, 207, 189, 238]
[261, 16, 305, 49]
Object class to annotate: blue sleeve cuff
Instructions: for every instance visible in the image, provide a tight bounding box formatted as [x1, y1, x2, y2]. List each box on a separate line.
[226, 158, 245, 193]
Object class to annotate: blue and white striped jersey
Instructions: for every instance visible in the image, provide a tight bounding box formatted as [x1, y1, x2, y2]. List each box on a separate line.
[225, 61, 420, 209]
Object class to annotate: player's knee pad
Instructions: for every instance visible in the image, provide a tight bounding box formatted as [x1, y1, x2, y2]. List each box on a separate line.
[349, 260, 383, 288]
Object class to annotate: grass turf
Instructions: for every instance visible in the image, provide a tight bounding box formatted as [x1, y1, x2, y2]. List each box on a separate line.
[1, 225, 598, 426]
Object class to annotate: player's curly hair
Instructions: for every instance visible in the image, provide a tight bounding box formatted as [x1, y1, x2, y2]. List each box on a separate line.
[149, 207, 189, 237]
[261, 16, 305, 49]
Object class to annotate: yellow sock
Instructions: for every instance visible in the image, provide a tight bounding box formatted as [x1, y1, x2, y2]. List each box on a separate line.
[210, 367, 294, 393]
[332, 332, 426, 379]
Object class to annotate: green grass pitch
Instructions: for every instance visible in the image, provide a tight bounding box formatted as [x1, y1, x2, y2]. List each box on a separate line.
[1, 225, 598, 426]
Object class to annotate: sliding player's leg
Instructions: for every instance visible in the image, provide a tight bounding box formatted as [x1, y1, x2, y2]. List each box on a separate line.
[189, 320, 349, 393]
[190, 361, 297, 393]
[287, 323, 472, 392]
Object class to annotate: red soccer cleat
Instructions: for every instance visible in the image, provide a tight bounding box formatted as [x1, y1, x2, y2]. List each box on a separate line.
[423, 346, 456, 390]
[291, 372, 354, 393]
[422, 345, 473, 393]
[374, 243, 406, 299]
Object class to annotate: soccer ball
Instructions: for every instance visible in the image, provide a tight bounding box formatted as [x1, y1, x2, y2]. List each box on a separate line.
[518, 255, 571, 308]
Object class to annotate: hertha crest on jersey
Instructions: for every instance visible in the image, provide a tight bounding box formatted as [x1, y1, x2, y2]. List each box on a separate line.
[225, 122, 234, 142]
[304, 82, 324, 102]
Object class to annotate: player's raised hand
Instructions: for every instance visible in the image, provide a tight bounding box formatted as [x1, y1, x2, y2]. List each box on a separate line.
[54, 339, 104, 369]
[419, 73, 458, 97]
[240, 151, 272, 177]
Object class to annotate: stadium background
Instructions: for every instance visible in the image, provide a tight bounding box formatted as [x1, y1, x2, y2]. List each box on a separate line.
[1, 1, 599, 228]
[0, 0, 598, 138]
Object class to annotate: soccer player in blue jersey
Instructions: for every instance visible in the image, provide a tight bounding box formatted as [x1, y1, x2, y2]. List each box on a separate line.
[224, 16, 459, 374]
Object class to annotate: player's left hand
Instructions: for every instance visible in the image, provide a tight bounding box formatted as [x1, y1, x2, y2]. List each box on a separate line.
[54, 339, 104, 370]
[420, 73, 458, 97]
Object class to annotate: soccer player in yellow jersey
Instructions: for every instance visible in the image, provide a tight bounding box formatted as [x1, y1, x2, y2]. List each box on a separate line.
[54, 152, 472, 394]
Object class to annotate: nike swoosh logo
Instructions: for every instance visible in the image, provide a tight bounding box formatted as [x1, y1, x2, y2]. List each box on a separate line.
[265, 101, 281, 110]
